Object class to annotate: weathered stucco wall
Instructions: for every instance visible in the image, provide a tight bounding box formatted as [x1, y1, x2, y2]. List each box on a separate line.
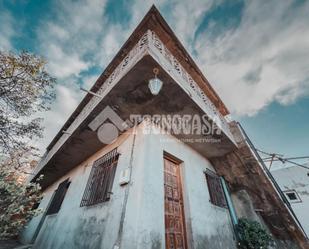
[22, 124, 236, 249]
[120, 124, 236, 249]
[272, 166, 309, 237]
[210, 122, 309, 249]
[21, 131, 135, 249]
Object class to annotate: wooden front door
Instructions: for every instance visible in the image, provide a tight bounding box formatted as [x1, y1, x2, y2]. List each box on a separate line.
[164, 157, 187, 249]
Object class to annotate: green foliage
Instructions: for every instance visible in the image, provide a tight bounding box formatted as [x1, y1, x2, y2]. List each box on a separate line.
[0, 159, 43, 239]
[0, 50, 53, 239]
[237, 218, 273, 249]
[0, 51, 56, 157]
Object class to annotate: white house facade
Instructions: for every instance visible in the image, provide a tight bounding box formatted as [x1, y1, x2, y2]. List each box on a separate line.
[21, 6, 309, 249]
[21, 124, 237, 249]
[272, 166, 309, 238]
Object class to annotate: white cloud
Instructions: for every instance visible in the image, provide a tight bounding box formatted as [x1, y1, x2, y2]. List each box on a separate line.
[0, 11, 15, 50]
[35, 82, 84, 150]
[128, 0, 217, 49]
[37, 0, 108, 79]
[83, 74, 100, 90]
[166, 0, 217, 49]
[34, 0, 109, 148]
[45, 44, 89, 78]
[97, 24, 129, 67]
[194, 0, 309, 116]
[31, 0, 309, 149]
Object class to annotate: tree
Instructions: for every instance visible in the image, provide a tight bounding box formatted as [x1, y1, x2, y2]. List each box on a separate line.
[0, 51, 56, 239]
[0, 51, 56, 158]
[0, 155, 42, 239]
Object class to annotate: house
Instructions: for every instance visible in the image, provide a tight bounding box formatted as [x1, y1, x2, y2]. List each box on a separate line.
[272, 165, 309, 238]
[21, 6, 309, 249]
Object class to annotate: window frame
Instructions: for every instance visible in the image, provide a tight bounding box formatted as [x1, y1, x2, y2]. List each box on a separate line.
[80, 148, 119, 207]
[284, 190, 302, 203]
[204, 169, 227, 209]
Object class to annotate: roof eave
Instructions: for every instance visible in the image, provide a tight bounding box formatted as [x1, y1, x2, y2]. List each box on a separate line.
[46, 5, 229, 151]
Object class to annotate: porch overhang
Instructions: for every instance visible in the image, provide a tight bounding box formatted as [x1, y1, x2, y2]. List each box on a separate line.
[32, 28, 238, 188]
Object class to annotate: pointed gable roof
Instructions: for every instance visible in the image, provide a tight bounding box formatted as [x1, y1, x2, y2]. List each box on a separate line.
[47, 5, 229, 151]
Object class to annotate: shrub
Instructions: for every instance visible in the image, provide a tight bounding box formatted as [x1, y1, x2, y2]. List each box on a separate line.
[237, 218, 273, 249]
[0, 163, 42, 239]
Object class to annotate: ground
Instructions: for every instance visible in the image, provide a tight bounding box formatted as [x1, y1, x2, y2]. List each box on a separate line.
[0, 240, 31, 249]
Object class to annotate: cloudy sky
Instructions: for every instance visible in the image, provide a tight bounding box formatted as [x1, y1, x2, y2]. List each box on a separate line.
[1, 0, 308, 169]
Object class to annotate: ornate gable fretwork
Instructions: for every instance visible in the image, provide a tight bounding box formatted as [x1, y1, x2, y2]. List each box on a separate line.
[33, 30, 234, 178]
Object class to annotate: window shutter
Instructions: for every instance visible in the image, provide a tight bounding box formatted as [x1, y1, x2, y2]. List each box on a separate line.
[46, 178, 70, 215]
[205, 170, 227, 208]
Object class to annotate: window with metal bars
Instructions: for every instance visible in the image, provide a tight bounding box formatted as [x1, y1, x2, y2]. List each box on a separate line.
[46, 178, 71, 215]
[204, 170, 227, 208]
[80, 148, 119, 207]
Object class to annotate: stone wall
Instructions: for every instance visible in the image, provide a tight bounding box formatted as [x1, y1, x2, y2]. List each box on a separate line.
[210, 122, 309, 249]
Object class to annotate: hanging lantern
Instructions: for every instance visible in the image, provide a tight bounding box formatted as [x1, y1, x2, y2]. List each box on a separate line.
[148, 68, 163, 95]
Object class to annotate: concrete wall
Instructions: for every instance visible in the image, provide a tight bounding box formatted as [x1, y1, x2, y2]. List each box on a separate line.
[21, 124, 236, 249]
[120, 124, 236, 249]
[272, 166, 309, 237]
[21, 131, 135, 249]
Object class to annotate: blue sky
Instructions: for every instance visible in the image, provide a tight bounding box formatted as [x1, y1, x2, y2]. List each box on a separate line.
[1, 0, 308, 169]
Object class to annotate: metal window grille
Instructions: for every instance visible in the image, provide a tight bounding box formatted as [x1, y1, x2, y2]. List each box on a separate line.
[204, 170, 227, 208]
[80, 148, 119, 207]
[46, 178, 71, 215]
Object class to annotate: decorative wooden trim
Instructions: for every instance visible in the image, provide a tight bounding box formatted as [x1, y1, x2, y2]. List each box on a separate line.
[33, 30, 234, 179]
